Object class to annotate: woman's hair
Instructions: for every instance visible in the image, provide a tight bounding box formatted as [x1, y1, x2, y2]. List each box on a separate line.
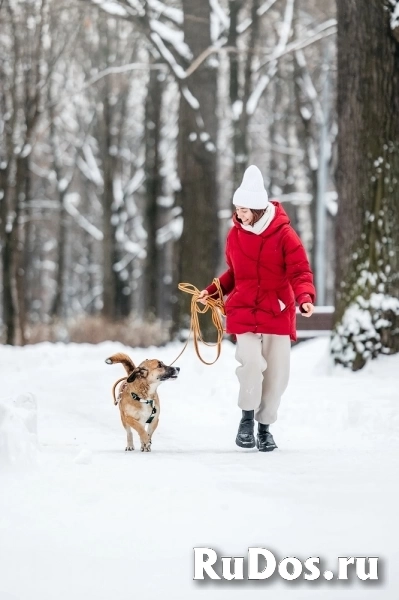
[250, 209, 266, 225]
[235, 208, 266, 226]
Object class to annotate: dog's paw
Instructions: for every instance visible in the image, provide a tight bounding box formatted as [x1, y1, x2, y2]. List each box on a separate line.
[141, 443, 151, 452]
[125, 446, 134, 452]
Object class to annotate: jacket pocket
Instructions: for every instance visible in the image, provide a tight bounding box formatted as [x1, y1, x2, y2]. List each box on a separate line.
[278, 299, 286, 311]
[276, 286, 294, 313]
[259, 290, 282, 316]
[271, 291, 283, 316]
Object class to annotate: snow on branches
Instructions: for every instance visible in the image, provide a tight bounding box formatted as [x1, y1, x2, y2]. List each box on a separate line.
[246, 0, 294, 116]
[150, 20, 192, 61]
[91, 0, 130, 17]
[388, 0, 399, 41]
[146, 0, 183, 25]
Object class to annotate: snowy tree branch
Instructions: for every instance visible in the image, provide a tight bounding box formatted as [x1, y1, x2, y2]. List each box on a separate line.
[90, 0, 137, 17]
[295, 49, 324, 125]
[49, 62, 167, 109]
[150, 20, 192, 60]
[146, 0, 183, 25]
[64, 194, 104, 241]
[387, 0, 399, 41]
[257, 19, 337, 71]
[247, 0, 295, 116]
[238, 0, 279, 34]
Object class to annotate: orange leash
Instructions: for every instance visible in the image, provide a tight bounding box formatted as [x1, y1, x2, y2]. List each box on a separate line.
[110, 279, 226, 403]
[171, 278, 226, 366]
[112, 376, 127, 405]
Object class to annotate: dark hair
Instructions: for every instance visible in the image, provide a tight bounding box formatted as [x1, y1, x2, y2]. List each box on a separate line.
[235, 208, 266, 226]
[250, 209, 266, 225]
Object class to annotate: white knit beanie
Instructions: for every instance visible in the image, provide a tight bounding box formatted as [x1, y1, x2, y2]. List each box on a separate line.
[232, 165, 269, 209]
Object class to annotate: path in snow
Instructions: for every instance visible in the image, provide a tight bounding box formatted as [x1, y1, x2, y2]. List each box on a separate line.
[0, 338, 398, 600]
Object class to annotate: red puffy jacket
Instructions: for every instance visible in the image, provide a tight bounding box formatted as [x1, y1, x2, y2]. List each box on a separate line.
[206, 202, 315, 341]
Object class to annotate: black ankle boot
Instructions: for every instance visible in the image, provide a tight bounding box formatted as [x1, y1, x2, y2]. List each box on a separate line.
[235, 410, 255, 448]
[256, 423, 277, 452]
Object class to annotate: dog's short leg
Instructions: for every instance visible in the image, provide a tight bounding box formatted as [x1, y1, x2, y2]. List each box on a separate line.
[146, 414, 160, 449]
[125, 426, 134, 451]
[124, 415, 151, 453]
[121, 414, 134, 451]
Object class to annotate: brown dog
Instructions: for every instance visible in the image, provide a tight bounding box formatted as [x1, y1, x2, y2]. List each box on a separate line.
[105, 352, 180, 452]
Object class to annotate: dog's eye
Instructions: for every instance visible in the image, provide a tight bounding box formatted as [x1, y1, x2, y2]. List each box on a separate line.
[158, 361, 163, 368]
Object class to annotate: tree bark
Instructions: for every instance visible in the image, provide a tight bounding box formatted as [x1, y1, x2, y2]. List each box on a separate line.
[332, 0, 399, 369]
[14, 153, 29, 345]
[293, 54, 318, 268]
[0, 204, 16, 345]
[229, 0, 260, 189]
[50, 192, 68, 319]
[174, 0, 220, 336]
[101, 91, 118, 320]
[49, 97, 68, 321]
[143, 61, 163, 319]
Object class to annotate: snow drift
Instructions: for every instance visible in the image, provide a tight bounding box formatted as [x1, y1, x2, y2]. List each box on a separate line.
[0, 392, 38, 468]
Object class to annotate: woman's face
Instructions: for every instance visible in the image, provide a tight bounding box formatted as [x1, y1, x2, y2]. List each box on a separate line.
[235, 206, 253, 226]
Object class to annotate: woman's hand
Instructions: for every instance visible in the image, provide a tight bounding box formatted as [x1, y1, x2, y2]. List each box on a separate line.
[301, 303, 314, 317]
[197, 290, 209, 305]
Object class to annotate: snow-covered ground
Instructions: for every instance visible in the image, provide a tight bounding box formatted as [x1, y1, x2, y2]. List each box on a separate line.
[0, 338, 398, 600]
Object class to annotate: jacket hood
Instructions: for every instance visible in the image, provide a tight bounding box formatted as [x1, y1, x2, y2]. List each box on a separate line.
[232, 200, 290, 236]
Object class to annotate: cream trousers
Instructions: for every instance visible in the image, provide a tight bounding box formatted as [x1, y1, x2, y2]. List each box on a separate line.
[235, 333, 291, 425]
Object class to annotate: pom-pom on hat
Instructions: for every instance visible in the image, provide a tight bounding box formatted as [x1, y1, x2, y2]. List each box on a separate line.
[233, 165, 269, 209]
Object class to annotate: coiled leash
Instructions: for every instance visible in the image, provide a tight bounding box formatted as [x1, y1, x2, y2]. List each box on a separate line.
[111, 278, 225, 404]
[170, 278, 226, 366]
[112, 377, 127, 405]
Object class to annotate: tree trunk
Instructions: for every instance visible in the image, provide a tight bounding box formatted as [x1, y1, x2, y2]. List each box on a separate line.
[332, 0, 399, 370]
[101, 89, 120, 320]
[48, 78, 68, 322]
[0, 160, 16, 345]
[174, 0, 220, 337]
[230, 0, 260, 189]
[282, 61, 300, 232]
[14, 153, 29, 345]
[50, 194, 67, 319]
[101, 156, 115, 320]
[143, 61, 163, 319]
[293, 54, 318, 268]
[0, 208, 16, 345]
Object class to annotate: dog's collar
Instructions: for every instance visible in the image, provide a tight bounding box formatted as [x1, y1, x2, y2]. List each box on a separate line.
[131, 392, 152, 404]
[131, 392, 157, 424]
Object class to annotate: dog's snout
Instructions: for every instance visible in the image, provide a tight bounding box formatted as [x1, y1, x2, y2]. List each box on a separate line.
[175, 367, 180, 373]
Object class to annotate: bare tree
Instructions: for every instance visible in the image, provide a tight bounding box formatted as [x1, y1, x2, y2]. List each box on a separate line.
[0, 0, 338, 345]
[143, 53, 165, 319]
[0, 0, 50, 344]
[173, 0, 220, 334]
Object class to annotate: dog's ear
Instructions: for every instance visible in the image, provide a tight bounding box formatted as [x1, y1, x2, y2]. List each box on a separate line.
[126, 368, 139, 383]
[126, 367, 148, 383]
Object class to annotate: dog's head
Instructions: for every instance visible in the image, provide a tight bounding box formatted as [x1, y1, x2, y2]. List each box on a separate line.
[126, 360, 180, 385]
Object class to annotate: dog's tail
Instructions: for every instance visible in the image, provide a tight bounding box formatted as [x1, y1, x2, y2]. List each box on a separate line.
[105, 353, 136, 375]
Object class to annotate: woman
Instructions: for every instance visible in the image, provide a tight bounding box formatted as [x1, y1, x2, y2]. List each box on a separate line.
[198, 165, 315, 452]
